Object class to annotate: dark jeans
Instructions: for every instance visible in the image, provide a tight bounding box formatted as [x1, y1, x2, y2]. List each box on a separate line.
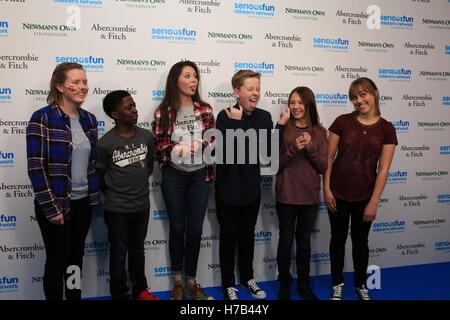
[161, 165, 209, 278]
[276, 202, 318, 286]
[104, 208, 150, 300]
[35, 197, 92, 300]
[216, 191, 261, 288]
[328, 197, 372, 287]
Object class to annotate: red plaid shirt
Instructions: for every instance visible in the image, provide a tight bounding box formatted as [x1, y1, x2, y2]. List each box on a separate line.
[152, 102, 215, 181]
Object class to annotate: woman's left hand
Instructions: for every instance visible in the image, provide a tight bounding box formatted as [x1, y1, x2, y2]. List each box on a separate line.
[363, 202, 377, 222]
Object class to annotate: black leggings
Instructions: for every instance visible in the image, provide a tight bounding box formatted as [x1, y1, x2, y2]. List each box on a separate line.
[35, 198, 92, 300]
[328, 197, 372, 287]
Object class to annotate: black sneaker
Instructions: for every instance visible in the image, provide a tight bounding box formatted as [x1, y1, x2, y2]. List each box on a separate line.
[297, 284, 319, 300]
[242, 279, 266, 299]
[355, 285, 371, 300]
[278, 282, 291, 300]
[223, 287, 239, 300]
[330, 283, 344, 300]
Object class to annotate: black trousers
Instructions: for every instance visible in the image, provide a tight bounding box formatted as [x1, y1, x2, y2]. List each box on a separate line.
[276, 202, 318, 286]
[104, 208, 150, 300]
[35, 197, 92, 300]
[328, 197, 372, 287]
[216, 191, 261, 288]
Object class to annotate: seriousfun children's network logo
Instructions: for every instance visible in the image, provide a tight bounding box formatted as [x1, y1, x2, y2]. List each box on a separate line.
[381, 14, 414, 29]
[234, 2, 275, 17]
[97, 120, 105, 135]
[436, 194, 450, 204]
[0, 214, 17, 231]
[234, 61, 275, 75]
[313, 37, 349, 52]
[373, 220, 406, 233]
[0, 21, 8, 37]
[0, 88, 12, 103]
[84, 241, 108, 256]
[153, 266, 172, 277]
[152, 209, 168, 221]
[53, 0, 103, 8]
[392, 120, 410, 133]
[55, 56, 104, 71]
[254, 230, 272, 244]
[435, 241, 450, 252]
[310, 252, 330, 263]
[261, 176, 273, 189]
[443, 96, 450, 107]
[445, 45, 450, 55]
[319, 201, 327, 212]
[0, 276, 19, 292]
[387, 170, 408, 184]
[440, 146, 450, 156]
[0, 150, 14, 167]
[151, 27, 197, 42]
[152, 90, 165, 102]
[378, 68, 412, 80]
[315, 92, 348, 106]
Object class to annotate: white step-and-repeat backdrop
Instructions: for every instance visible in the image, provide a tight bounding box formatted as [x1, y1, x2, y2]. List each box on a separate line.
[1, 0, 449, 299]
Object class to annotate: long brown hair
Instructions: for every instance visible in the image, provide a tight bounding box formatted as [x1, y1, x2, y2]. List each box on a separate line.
[47, 62, 84, 106]
[349, 77, 380, 116]
[157, 60, 209, 130]
[284, 86, 323, 145]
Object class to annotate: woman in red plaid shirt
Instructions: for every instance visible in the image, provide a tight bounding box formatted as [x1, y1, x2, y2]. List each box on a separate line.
[152, 60, 215, 300]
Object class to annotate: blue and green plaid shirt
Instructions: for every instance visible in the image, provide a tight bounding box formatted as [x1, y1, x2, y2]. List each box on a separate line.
[26, 104, 101, 219]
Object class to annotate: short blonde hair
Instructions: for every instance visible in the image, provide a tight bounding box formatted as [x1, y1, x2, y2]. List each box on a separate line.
[231, 69, 261, 89]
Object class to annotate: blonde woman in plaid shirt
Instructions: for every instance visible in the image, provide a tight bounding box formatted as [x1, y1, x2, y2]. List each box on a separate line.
[26, 62, 101, 300]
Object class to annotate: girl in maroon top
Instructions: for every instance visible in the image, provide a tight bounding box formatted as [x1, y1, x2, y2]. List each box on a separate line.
[323, 77, 397, 300]
[275, 87, 328, 300]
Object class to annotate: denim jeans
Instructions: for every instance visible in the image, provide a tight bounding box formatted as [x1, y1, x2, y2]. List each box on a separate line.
[328, 197, 372, 287]
[276, 202, 318, 285]
[35, 197, 92, 300]
[104, 208, 150, 300]
[161, 165, 209, 278]
[215, 192, 261, 288]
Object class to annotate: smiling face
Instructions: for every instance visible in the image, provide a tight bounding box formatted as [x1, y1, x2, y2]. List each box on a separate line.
[177, 66, 198, 101]
[56, 68, 89, 107]
[234, 77, 260, 114]
[288, 91, 307, 121]
[350, 85, 378, 116]
[112, 95, 138, 126]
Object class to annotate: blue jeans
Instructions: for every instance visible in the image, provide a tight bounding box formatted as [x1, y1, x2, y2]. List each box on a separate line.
[276, 202, 318, 285]
[161, 165, 209, 278]
[104, 208, 149, 300]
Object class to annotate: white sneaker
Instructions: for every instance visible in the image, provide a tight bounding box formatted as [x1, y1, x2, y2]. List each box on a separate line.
[330, 283, 344, 300]
[243, 279, 266, 299]
[355, 285, 371, 300]
[224, 287, 239, 300]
